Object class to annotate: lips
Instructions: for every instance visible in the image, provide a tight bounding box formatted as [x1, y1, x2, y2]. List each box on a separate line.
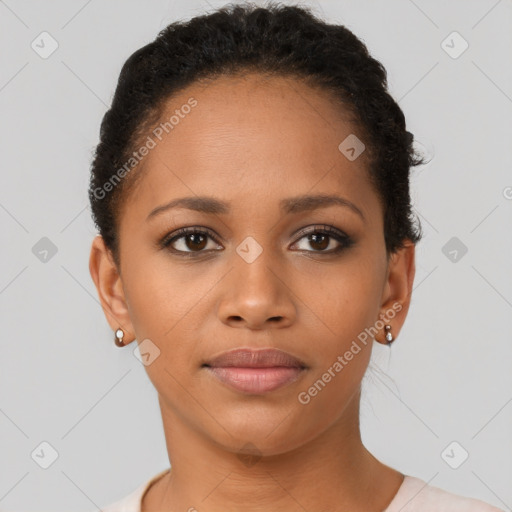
[202, 348, 307, 394]
[203, 348, 306, 369]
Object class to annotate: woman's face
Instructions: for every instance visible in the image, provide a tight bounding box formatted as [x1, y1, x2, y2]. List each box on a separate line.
[91, 73, 414, 456]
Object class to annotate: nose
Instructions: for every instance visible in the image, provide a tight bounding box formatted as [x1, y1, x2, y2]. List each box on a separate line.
[217, 254, 297, 330]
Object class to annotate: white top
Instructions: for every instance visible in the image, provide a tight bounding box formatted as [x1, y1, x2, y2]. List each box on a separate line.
[100, 468, 506, 512]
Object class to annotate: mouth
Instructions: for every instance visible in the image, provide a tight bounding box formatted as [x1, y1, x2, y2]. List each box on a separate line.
[202, 348, 307, 394]
[203, 347, 307, 369]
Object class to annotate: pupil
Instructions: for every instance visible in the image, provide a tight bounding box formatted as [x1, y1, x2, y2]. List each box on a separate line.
[187, 234, 207, 251]
[310, 233, 328, 251]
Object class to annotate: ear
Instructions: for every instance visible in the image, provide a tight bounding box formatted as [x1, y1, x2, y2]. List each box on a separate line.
[89, 235, 135, 344]
[376, 240, 416, 345]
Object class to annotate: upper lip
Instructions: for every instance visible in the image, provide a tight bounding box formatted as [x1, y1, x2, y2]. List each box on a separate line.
[203, 348, 306, 369]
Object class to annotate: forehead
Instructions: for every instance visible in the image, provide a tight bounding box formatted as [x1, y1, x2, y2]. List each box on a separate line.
[122, 72, 379, 222]
[155, 72, 364, 164]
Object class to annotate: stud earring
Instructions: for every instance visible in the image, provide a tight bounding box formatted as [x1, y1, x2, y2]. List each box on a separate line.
[385, 325, 394, 344]
[114, 328, 125, 347]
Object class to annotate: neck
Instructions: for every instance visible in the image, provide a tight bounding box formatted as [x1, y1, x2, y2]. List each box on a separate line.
[142, 389, 403, 512]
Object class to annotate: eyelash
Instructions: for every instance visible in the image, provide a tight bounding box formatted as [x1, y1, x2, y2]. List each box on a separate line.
[160, 225, 354, 258]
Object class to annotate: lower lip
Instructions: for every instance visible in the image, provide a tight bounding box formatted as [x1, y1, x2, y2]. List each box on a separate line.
[205, 366, 305, 394]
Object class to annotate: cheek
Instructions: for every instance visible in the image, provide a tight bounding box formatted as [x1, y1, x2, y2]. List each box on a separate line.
[121, 258, 201, 401]
[122, 252, 198, 337]
[298, 255, 384, 343]
[295, 269, 376, 428]
[120, 253, 218, 390]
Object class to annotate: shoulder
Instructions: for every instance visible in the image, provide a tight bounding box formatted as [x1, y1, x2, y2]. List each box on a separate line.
[98, 484, 145, 512]
[96, 468, 171, 512]
[385, 475, 506, 512]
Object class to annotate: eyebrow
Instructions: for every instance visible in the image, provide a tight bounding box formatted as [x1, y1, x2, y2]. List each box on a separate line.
[146, 193, 365, 222]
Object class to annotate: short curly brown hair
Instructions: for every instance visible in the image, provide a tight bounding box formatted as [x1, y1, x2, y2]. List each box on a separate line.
[89, 2, 426, 267]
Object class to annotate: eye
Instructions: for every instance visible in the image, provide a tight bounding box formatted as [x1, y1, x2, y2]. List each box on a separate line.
[291, 225, 354, 254]
[160, 224, 354, 257]
[161, 227, 223, 255]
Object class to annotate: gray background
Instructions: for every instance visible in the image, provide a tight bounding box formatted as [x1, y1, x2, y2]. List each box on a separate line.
[1, 0, 511, 510]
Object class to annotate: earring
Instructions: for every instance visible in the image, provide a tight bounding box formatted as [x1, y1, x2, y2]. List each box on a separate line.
[384, 325, 394, 344]
[114, 328, 125, 347]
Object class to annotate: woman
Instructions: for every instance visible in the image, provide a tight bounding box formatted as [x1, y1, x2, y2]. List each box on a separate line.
[88, 3, 504, 511]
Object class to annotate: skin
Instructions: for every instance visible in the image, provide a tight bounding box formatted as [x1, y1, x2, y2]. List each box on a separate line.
[89, 72, 416, 512]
